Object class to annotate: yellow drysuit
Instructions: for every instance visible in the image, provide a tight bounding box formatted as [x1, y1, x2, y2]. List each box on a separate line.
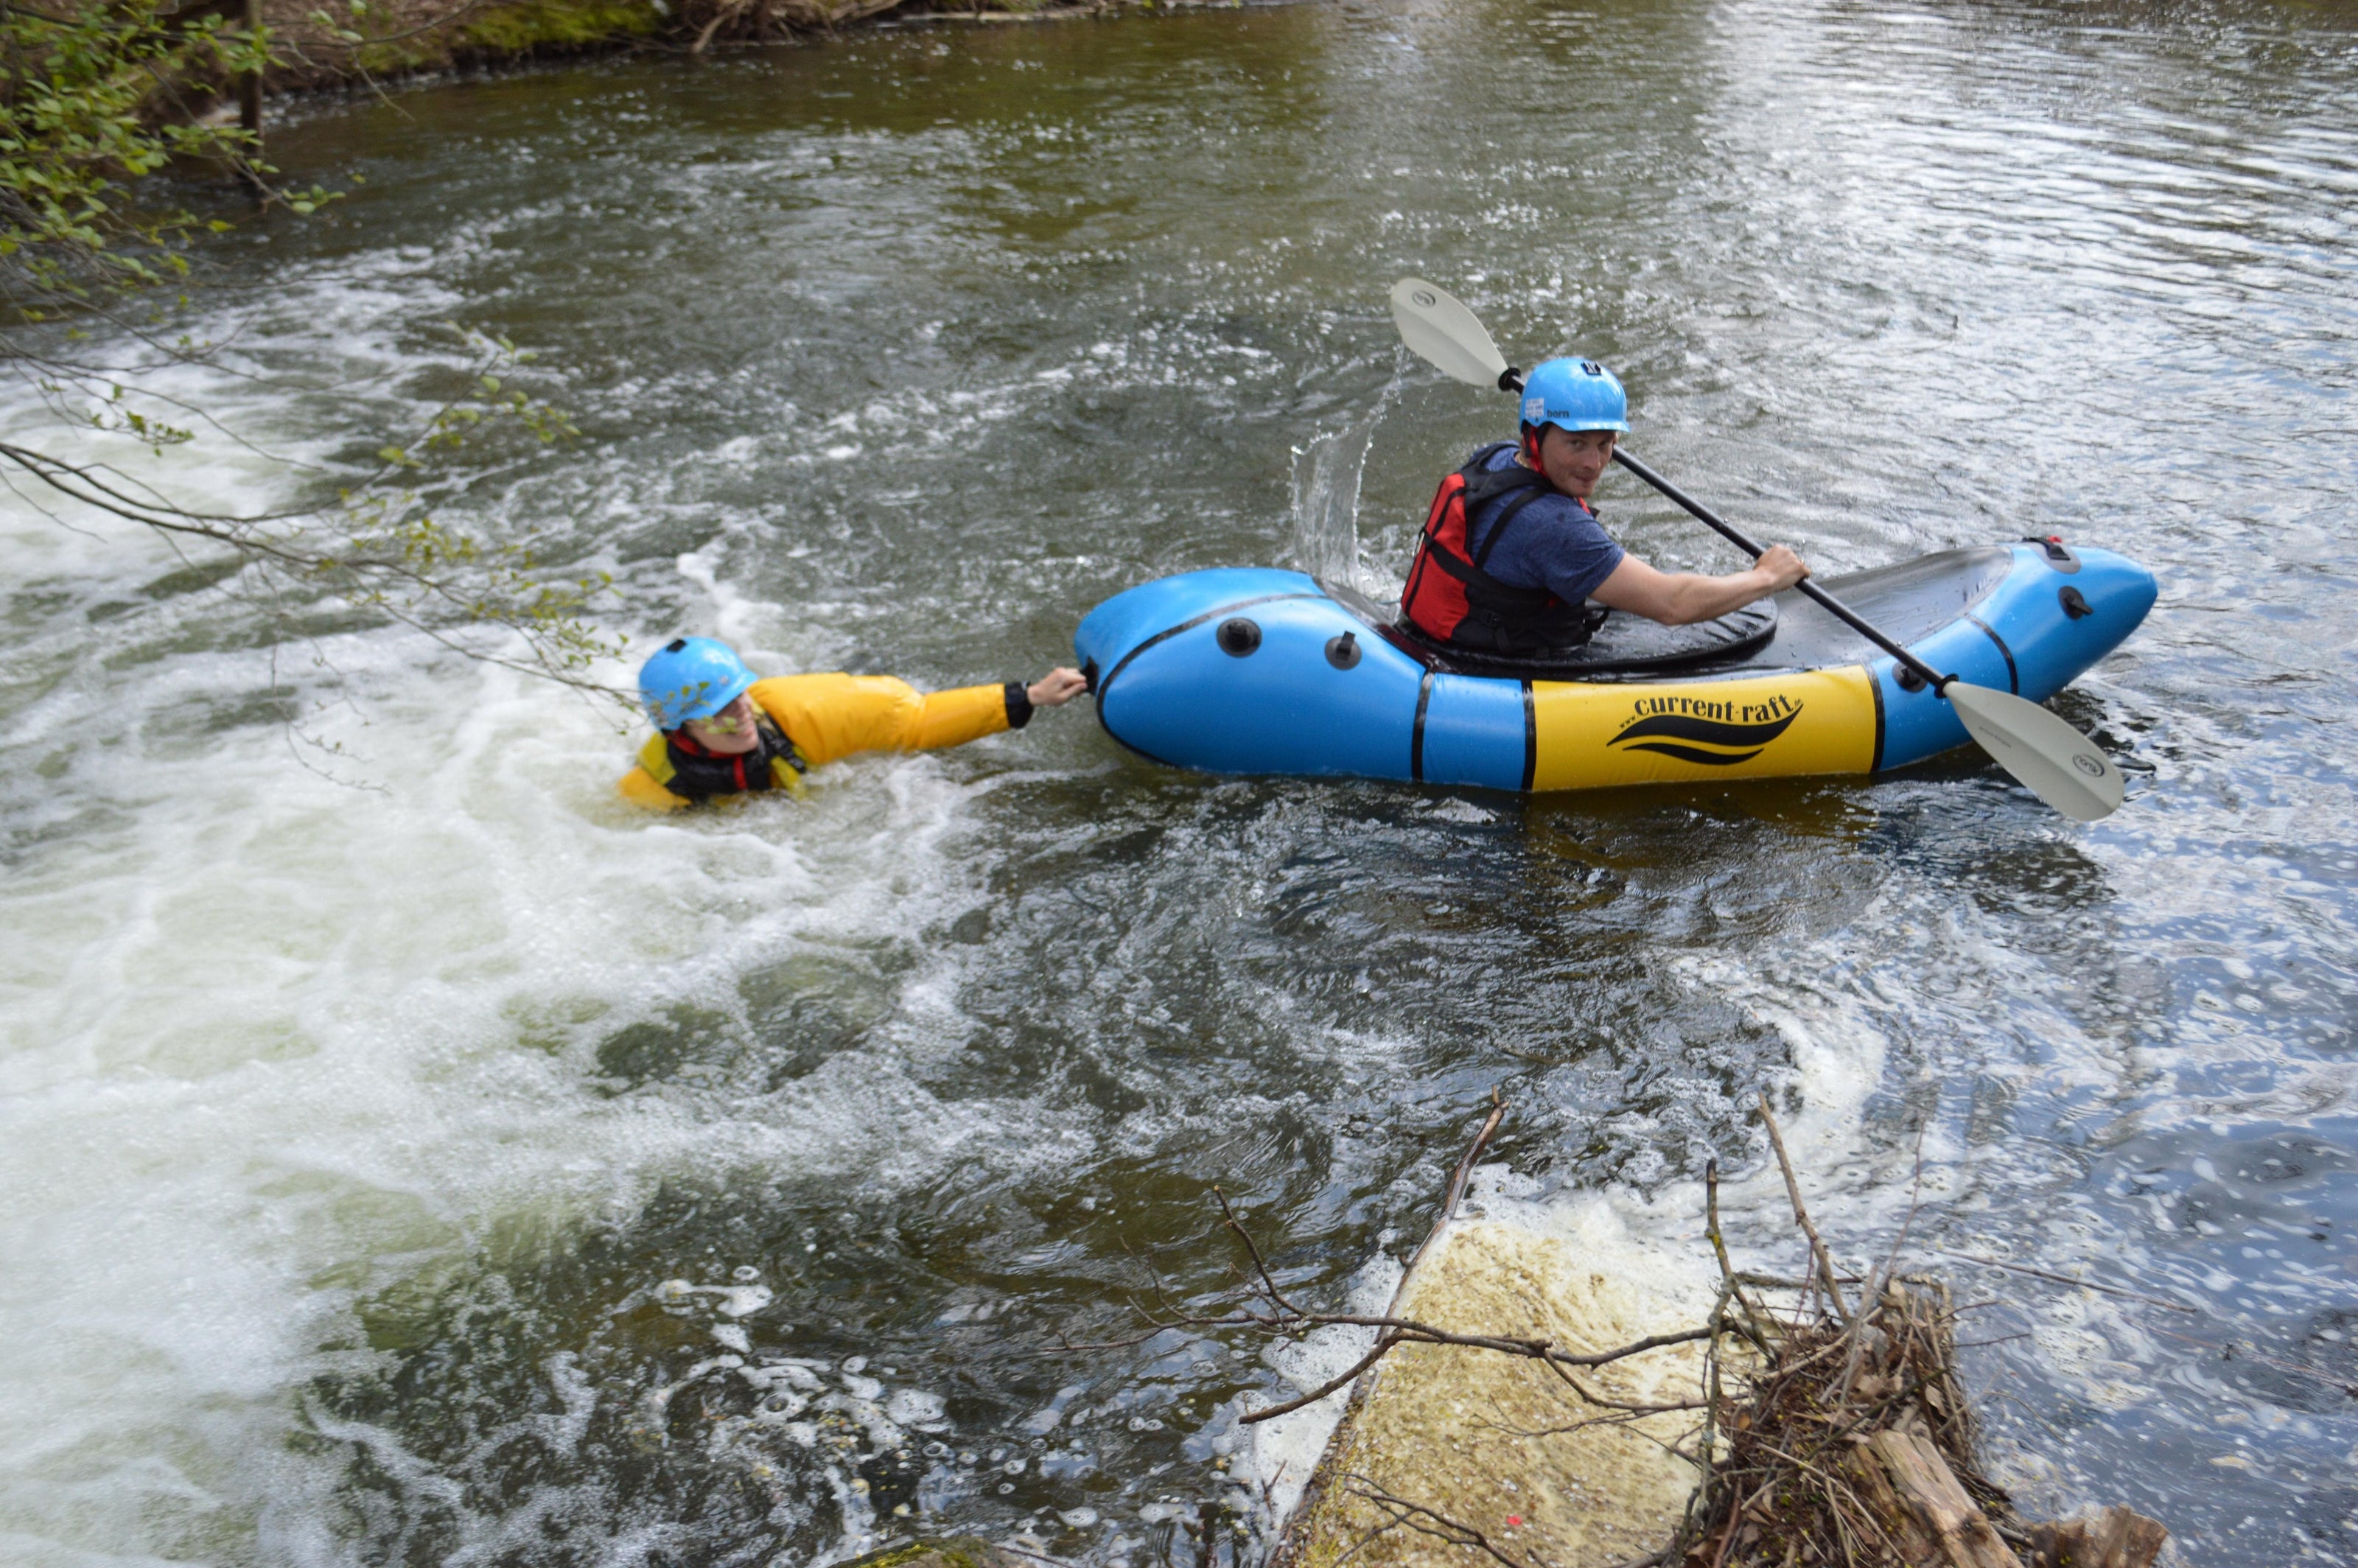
[618, 674, 1017, 811]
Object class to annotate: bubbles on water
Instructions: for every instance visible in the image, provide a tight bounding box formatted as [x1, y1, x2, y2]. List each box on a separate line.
[660, 1278, 776, 1317]
[883, 1388, 946, 1429]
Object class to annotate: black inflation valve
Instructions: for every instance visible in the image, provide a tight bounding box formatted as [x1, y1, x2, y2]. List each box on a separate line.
[2059, 585, 2093, 620]
[1216, 617, 1262, 657]
[1325, 631, 1361, 670]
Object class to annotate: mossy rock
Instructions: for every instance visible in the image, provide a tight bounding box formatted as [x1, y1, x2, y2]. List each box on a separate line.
[840, 1540, 1022, 1568]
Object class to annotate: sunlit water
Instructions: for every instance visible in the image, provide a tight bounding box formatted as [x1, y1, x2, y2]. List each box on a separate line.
[3, 0, 2356, 1562]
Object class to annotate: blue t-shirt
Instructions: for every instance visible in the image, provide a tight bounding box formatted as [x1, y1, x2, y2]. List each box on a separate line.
[1463, 445, 1626, 606]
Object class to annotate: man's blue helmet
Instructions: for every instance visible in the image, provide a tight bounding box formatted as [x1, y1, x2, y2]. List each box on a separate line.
[1519, 357, 1629, 435]
[638, 637, 757, 730]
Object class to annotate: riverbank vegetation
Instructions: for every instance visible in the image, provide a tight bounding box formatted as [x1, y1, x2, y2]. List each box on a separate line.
[0, 0, 1193, 720]
[255, 0, 1175, 95]
[1, 0, 635, 713]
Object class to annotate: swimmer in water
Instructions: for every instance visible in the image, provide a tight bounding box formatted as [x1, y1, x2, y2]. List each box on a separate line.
[618, 636, 1088, 810]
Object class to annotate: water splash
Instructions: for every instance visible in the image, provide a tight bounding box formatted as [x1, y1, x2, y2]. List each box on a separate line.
[1286, 362, 1402, 595]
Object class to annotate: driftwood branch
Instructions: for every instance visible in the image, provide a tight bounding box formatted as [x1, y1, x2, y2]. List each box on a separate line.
[1041, 1091, 1721, 1428]
[1757, 1091, 1851, 1325]
[1407, 1085, 1508, 1286]
[1340, 1477, 1553, 1568]
[1212, 1185, 1301, 1316]
[1244, 1333, 1399, 1424]
[1235, 1319, 1714, 1425]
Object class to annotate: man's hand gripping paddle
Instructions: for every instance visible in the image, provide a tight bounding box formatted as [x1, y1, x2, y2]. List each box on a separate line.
[1386, 278, 2126, 822]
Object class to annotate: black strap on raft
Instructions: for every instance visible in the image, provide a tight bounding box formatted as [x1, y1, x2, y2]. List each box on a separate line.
[662, 713, 806, 802]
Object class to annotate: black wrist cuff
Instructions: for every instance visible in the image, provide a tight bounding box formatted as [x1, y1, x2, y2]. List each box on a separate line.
[1004, 680, 1035, 729]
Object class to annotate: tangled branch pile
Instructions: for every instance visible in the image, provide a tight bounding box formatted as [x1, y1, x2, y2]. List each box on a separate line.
[1689, 1277, 2163, 1567]
[1676, 1099, 2167, 1568]
[1091, 1092, 2172, 1568]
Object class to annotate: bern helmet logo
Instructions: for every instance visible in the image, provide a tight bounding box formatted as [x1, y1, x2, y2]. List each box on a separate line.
[1524, 396, 1545, 421]
[1581, 360, 1603, 377]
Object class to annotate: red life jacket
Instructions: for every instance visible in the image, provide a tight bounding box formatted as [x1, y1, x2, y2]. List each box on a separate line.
[1399, 443, 1603, 655]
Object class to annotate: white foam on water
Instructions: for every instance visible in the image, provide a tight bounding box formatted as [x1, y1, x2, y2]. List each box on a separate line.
[1244, 1249, 1403, 1527]
[1233, 923, 1950, 1532]
[0, 284, 1040, 1567]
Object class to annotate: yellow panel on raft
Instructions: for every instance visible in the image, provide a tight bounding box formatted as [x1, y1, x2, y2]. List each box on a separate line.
[1528, 665, 1878, 791]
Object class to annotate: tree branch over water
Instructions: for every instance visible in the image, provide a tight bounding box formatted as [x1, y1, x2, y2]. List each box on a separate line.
[2, 1, 629, 707]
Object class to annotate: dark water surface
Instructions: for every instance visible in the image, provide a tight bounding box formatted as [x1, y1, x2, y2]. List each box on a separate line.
[3, 0, 2357, 1564]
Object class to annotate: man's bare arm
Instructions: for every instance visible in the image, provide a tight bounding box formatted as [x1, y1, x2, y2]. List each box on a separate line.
[1592, 545, 1808, 626]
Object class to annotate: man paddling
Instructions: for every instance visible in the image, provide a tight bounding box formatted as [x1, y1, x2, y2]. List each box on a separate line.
[1399, 357, 1808, 655]
[618, 637, 1088, 811]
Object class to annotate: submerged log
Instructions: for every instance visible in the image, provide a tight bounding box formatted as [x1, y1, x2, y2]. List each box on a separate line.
[1845, 1420, 2021, 1567]
[2021, 1507, 2170, 1568]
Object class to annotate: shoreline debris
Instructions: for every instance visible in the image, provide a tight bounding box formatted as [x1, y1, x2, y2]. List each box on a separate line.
[1077, 1091, 2172, 1568]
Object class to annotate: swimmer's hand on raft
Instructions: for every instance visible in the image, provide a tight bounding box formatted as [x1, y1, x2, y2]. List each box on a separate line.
[1027, 668, 1090, 708]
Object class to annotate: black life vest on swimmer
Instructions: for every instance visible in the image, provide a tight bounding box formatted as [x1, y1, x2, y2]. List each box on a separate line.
[1399, 441, 1609, 656]
[637, 712, 808, 804]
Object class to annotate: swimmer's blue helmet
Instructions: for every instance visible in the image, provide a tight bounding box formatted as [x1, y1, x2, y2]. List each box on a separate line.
[638, 637, 757, 730]
[1519, 356, 1629, 436]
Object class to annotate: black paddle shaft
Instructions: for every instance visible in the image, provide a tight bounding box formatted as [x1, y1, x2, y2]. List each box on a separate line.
[1609, 447, 1951, 692]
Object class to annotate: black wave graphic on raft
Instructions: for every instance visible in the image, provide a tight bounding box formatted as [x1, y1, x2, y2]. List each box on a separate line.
[1607, 707, 1801, 767]
[1619, 740, 1763, 766]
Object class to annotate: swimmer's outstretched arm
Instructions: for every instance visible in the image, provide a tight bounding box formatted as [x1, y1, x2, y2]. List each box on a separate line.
[617, 665, 1090, 808]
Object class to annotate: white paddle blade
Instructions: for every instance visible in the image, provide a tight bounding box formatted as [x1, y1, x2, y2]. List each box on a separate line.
[1945, 682, 2125, 822]
[1390, 278, 1510, 388]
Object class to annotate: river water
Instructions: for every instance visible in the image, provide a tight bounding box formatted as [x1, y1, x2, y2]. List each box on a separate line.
[4, 0, 2356, 1562]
